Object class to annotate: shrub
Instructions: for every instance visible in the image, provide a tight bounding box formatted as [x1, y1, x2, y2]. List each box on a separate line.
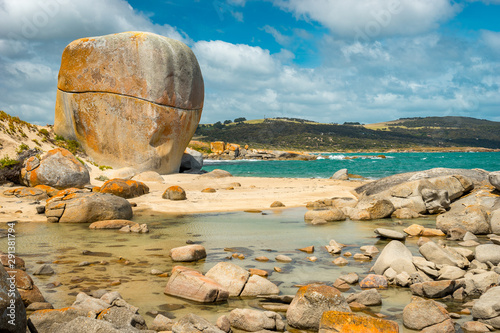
[38, 128, 50, 137]
[17, 143, 29, 154]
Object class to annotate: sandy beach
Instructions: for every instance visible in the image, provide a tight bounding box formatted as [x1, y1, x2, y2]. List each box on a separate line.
[0, 169, 365, 223]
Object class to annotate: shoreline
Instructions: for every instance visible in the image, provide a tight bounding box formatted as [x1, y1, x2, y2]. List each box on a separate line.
[0, 174, 366, 223]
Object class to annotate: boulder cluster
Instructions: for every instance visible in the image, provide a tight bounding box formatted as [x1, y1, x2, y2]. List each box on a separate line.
[207, 141, 316, 161]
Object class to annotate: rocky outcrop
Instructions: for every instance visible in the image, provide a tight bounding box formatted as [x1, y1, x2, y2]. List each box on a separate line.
[55, 31, 203, 174]
[3, 187, 48, 201]
[164, 266, 228, 303]
[320, 311, 399, 333]
[436, 204, 490, 234]
[286, 284, 350, 330]
[99, 179, 149, 199]
[20, 148, 90, 189]
[45, 191, 133, 223]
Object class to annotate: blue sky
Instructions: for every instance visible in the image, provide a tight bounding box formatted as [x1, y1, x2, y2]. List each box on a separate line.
[0, 0, 499, 125]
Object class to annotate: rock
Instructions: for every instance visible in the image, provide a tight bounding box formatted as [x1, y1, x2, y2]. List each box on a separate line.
[350, 199, 395, 220]
[248, 268, 268, 277]
[403, 297, 450, 330]
[464, 231, 478, 241]
[326, 239, 343, 254]
[374, 228, 406, 240]
[396, 272, 411, 287]
[210, 142, 225, 155]
[131, 171, 164, 183]
[275, 255, 292, 262]
[164, 266, 229, 303]
[270, 201, 285, 208]
[459, 240, 480, 247]
[228, 308, 285, 332]
[18, 285, 45, 306]
[96, 306, 148, 330]
[170, 245, 207, 262]
[389, 258, 417, 275]
[45, 192, 132, 223]
[163, 186, 187, 200]
[438, 266, 466, 280]
[286, 284, 351, 329]
[333, 279, 351, 291]
[359, 274, 387, 289]
[55, 31, 203, 174]
[347, 289, 382, 306]
[448, 227, 467, 241]
[310, 218, 327, 225]
[491, 210, 500, 234]
[489, 171, 500, 191]
[35, 184, 59, 197]
[404, 224, 425, 236]
[172, 313, 225, 333]
[180, 148, 204, 174]
[27, 306, 87, 332]
[33, 264, 54, 276]
[338, 272, 359, 284]
[422, 188, 450, 214]
[200, 169, 233, 178]
[99, 179, 149, 199]
[333, 257, 348, 265]
[205, 262, 249, 297]
[216, 315, 231, 333]
[392, 208, 421, 219]
[240, 275, 279, 296]
[360, 245, 379, 257]
[422, 228, 446, 237]
[201, 188, 216, 193]
[475, 244, 500, 265]
[71, 292, 110, 313]
[420, 319, 456, 333]
[26, 302, 54, 311]
[472, 286, 500, 319]
[372, 240, 414, 275]
[464, 271, 499, 295]
[330, 169, 349, 180]
[89, 220, 135, 229]
[419, 241, 467, 267]
[304, 208, 345, 222]
[299, 246, 314, 253]
[436, 204, 490, 235]
[410, 280, 457, 298]
[20, 148, 90, 189]
[52, 316, 125, 333]
[413, 257, 439, 277]
[0, 265, 26, 333]
[461, 321, 491, 333]
[319, 311, 399, 333]
[3, 187, 48, 201]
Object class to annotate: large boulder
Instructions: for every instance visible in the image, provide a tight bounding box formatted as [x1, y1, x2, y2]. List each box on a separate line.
[286, 284, 350, 330]
[239, 275, 280, 297]
[372, 240, 414, 275]
[164, 266, 228, 303]
[20, 148, 90, 189]
[348, 198, 395, 220]
[403, 297, 451, 331]
[475, 244, 500, 265]
[205, 262, 250, 297]
[320, 311, 399, 333]
[0, 265, 26, 333]
[55, 31, 203, 174]
[419, 241, 467, 268]
[436, 204, 490, 235]
[99, 179, 149, 199]
[489, 171, 500, 191]
[45, 191, 133, 223]
[472, 286, 500, 328]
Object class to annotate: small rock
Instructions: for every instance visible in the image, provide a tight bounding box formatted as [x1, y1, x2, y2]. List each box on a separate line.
[33, 264, 54, 275]
[339, 272, 359, 284]
[270, 201, 285, 208]
[374, 228, 406, 240]
[333, 257, 348, 265]
[275, 255, 292, 262]
[201, 188, 216, 193]
[255, 256, 269, 262]
[359, 274, 387, 289]
[169, 245, 207, 262]
[299, 246, 314, 253]
[459, 240, 480, 247]
[274, 267, 282, 273]
[150, 314, 174, 331]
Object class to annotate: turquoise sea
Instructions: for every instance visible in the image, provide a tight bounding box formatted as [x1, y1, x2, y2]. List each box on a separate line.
[202, 152, 500, 179]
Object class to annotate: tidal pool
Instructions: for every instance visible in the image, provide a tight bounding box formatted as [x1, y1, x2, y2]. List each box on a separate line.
[1, 208, 471, 332]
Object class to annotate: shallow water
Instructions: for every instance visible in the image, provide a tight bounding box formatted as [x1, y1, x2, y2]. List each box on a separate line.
[1, 208, 474, 332]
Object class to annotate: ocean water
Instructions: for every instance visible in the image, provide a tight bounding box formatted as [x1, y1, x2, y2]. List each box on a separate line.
[202, 152, 500, 179]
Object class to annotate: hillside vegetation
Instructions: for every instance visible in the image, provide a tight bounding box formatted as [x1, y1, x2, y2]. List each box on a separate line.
[195, 116, 500, 151]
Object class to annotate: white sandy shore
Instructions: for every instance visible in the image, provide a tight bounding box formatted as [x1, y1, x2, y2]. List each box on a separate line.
[0, 172, 366, 223]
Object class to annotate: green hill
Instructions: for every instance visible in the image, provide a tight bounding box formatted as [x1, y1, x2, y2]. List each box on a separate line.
[194, 116, 500, 151]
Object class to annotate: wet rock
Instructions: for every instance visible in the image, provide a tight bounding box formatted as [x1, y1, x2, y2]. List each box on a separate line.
[33, 264, 54, 275]
[319, 311, 399, 333]
[326, 239, 343, 254]
[359, 274, 387, 289]
[310, 217, 327, 225]
[20, 148, 90, 189]
[286, 284, 350, 330]
[475, 244, 500, 265]
[333, 257, 348, 265]
[163, 186, 187, 200]
[89, 220, 135, 229]
[304, 208, 345, 222]
[346, 289, 381, 306]
[372, 240, 413, 275]
[169, 245, 207, 262]
[0, 265, 26, 332]
[410, 280, 457, 298]
[461, 321, 491, 333]
[338, 272, 359, 284]
[422, 228, 446, 237]
[403, 297, 451, 330]
[205, 262, 250, 297]
[436, 204, 490, 235]
[99, 178, 149, 199]
[164, 266, 229, 303]
[374, 228, 406, 240]
[45, 192, 132, 223]
[360, 245, 379, 257]
[172, 313, 225, 333]
[71, 292, 110, 313]
[240, 275, 279, 296]
[228, 308, 285, 332]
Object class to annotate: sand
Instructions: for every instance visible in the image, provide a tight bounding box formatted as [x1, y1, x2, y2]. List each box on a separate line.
[0, 168, 365, 223]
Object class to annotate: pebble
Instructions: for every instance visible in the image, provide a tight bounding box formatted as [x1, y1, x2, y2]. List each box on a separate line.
[274, 267, 282, 273]
[255, 256, 269, 262]
[275, 255, 292, 262]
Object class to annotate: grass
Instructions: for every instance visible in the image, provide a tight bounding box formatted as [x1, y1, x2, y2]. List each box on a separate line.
[17, 143, 29, 154]
[0, 155, 19, 169]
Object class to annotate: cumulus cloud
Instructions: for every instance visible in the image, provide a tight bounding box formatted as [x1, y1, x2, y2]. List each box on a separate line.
[274, 0, 462, 39]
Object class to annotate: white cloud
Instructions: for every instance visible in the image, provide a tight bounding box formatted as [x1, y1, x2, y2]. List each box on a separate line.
[274, 0, 461, 39]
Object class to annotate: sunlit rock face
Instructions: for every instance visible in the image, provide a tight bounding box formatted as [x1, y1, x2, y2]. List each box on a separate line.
[55, 31, 204, 174]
